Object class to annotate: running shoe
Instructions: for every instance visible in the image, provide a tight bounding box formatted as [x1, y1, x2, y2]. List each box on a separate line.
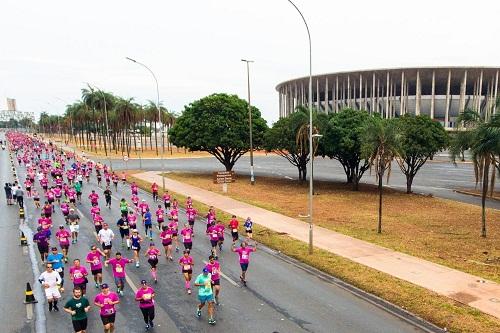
[196, 309, 201, 318]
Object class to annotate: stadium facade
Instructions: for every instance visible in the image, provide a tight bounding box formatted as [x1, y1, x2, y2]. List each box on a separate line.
[276, 67, 500, 129]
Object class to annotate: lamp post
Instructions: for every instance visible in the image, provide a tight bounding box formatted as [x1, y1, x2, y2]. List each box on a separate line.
[87, 83, 113, 171]
[241, 59, 255, 185]
[287, 0, 314, 254]
[126, 57, 166, 191]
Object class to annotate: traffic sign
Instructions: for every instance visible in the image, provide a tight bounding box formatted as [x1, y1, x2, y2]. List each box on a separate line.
[213, 171, 235, 184]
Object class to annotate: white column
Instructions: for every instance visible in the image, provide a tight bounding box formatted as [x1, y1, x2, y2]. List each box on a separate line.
[364, 79, 368, 110]
[347, 76, 351, 108]
[376, 78, 380, 114]
[325, 77, 329, 113]
[316, 78, 320, 110]
[459, 70, 467, 114]
[477, 70, 483, 112]
[494, 70, 499, 115]
[385, 72, 390, 118]
[430, 70, 435, 119]
[359, 74, 363, 110]
[415, 70, 421, 116]
[445, 70, 451, 128]
[400, 71, 405, 116]
[371, 73, 376, 114]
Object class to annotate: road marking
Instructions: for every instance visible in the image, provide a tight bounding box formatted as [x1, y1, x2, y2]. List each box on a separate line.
[202, 260, 239, 287]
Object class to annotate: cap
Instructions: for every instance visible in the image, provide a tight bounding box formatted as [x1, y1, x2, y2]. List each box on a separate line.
[51, 247, 58, 251]
[101, 283, 109, 289]
[202, 267, 209, 273]
[140, 279, 147, 285]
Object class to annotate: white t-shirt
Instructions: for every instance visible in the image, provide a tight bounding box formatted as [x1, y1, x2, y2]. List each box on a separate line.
[38, 270, 62, 288]
[98, 229, 114, 245]
[76, 174, 83, 182]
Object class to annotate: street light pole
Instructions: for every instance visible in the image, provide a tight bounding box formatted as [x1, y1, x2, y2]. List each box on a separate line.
[87, 83, 113, 172]
[241, 59, 255, 185]
[287, 0, 314, 254]
[126, 57, 165, 191]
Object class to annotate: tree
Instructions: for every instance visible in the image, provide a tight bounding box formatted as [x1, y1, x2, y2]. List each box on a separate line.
[264, 107, 326, 181]
[322, 108, 371, 191]
[361, 117, 400, 233]
[169, 93, 268, 171]
[396, 115, 449, 193]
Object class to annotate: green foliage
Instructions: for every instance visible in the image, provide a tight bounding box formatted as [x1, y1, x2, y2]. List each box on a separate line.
[396, 115, 449, 193]
[169, 93, 268, 171]
[322, 108, 371, 190]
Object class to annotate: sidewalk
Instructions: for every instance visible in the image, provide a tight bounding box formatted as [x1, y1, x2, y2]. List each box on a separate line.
[135, 170, 500, 319]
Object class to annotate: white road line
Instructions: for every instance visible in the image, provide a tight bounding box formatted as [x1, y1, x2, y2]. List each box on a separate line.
[202, 260, 239, 287]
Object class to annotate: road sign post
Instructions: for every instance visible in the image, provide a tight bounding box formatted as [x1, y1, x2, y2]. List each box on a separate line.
[213, 171, 235, 193]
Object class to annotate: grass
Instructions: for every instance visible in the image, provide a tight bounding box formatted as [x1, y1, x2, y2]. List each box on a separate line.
[126, 171, 500, 333]
[165, 172, 500, 285]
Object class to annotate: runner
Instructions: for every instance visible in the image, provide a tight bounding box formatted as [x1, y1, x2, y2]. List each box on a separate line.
[162, 191, 171, 211]
[135, 280, 156, 330]
[74, 180, 82, 204]
[151, 182, 159, 202]
[228, 215, 239, 244]
[33, 188, 41, 208]
[179, 250, 194, 294]
[112, 173, 119, 191]
[33, 226, 50, 263]
[194, 268, 216, 325]
[69, 259, 89, 295]
[186, 205, 197, 234]
[215, 220, 225, 251]
[38, 263, 62, 312]
[143, 207, 153, 240]
[121, 172, 126, 185]
[131, 182, 138, 196]
[231, 241, 257, 286]
[88, 190, 99, 207]
[67, 208, 80, 244]
[205, 255, 221, 305]
[180, 223, 193, 250]
[145, 243, 160, 283]
[168, 212, 179, 252]
[97, 223, 115, 259]
[86, 245, 106, 288]
[56, 225, 71, 262]
[63, 287, 91, 333]
[119, 198, 128, 217]
[159, 225, 173, 261]
[105, 252, 133, 296]
[130, 229, 143, 267]
[93, 213, 104, 234]
[47, 247, 66, 292]
[244, 217, 253, 239]
[61, 200, 70, 223]
[206, 222, 219, 259]
[155, 205, 165, 231]
[116, 215, 131, 249]
[94, 283, 120, 333]
[104, 186, 112, 209]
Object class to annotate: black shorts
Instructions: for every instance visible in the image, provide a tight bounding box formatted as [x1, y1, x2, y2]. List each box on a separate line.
[72, 318, 88, 332]
[37, 244, 48, 253]
[211, 279, 220, 286]
[184, 242, 192, 250]
[60, 244, 70, 250]
[182, 269, 193, 274]
[69, 198, 75, 203]
[91, 268, 102, 276]
[119, 229, 130, 237]
[100, 313, 116, 325]
[102, 243, 112, 250]
[188, 220, 195, 226]
[231, 232, 239, 241]
[246, 229, 252, 234]
[105, 197, 111, 203]
[162, 242, 172, 247]
[74, 282, 87, 290]
[148, 258, 158, 268]
[164, 202, 171, 208]
[240, 263, 249, 272]
[210, 240, 218, 248]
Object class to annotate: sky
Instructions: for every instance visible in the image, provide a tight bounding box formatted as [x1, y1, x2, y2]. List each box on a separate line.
[1, 0, 499, 125]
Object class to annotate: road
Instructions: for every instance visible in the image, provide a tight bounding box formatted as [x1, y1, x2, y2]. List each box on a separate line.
[9, 148, 437, 332]
[99, 154, 500, 210]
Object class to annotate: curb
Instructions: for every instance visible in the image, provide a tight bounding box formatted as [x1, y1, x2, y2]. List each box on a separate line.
[454, 190, 500, 202]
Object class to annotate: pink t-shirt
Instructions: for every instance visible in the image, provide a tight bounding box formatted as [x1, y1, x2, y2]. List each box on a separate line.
[179, 256, 193, 271]
[86, 252, 103, 270]
[186, 209, 197, 221]
[69, 266, 88, 284]
[205, 261, 220, 281]
[181, 228, 193, 243]
[94, 292, 119, 316]
[207, 226, 219, 241]
[146, 248, 160, 260]
[160, 229, 173, 245]
[128, 214, 137, 227]
[156, 209, 164, 221]
[108, 258, 131, 278]
[235, 247, 255, 264]
[56, 230, 70, 245]
[135, 287, 155, 308]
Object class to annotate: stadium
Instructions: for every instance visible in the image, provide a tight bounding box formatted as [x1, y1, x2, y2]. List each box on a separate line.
[276, 67, 500, 129]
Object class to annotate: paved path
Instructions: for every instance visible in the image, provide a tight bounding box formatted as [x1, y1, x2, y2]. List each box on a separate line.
[136, 170, 500, 319]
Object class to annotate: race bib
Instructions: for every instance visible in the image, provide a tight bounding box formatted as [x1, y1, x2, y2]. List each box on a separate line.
[241, 254, 249, 260]
[232, 229, 238, 233]
[115, 266, 123, 273]
[183, 265, 191, 270]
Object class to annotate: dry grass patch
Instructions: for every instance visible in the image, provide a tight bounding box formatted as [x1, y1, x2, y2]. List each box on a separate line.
[166, 172, 500, 283]
[127, 172, 500, 333]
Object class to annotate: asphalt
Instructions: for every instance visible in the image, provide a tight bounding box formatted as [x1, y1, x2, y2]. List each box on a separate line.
[10, 150, 436, 332]
[98, 154, 500, 210]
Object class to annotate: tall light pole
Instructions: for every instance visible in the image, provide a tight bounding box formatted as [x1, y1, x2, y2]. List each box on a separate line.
[241, 59, 255, 185]
[87, 83, 113, 171]
[126, 57, 165, 191]
[287, 0, 314, 254]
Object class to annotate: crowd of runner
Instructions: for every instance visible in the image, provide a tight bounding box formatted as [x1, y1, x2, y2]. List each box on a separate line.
[5, 132, 258, 332]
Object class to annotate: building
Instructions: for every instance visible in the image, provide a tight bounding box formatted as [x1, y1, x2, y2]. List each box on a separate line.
[276, 67, 500, 129]
[0, 98, 35, 122]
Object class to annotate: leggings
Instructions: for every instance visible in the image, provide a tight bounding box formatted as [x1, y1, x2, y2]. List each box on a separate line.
[140, 307, 155, 324]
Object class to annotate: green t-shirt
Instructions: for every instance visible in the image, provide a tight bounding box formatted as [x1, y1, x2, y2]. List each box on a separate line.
[195, 273, 213, 297]
[64, 297, 90, 321]
[120, 201, 128, 211]
[74, 182, 81, 192]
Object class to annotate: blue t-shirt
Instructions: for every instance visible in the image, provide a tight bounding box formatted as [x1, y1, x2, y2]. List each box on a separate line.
[47, 253, 64, 270]
[144, 212, 152, 225]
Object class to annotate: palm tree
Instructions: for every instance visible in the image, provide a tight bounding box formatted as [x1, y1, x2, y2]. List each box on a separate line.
[361, 117, 400, 234]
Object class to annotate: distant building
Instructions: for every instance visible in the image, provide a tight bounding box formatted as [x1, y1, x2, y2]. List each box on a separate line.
[0, 98, 35, 122]
[276, 67, 500, 129]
